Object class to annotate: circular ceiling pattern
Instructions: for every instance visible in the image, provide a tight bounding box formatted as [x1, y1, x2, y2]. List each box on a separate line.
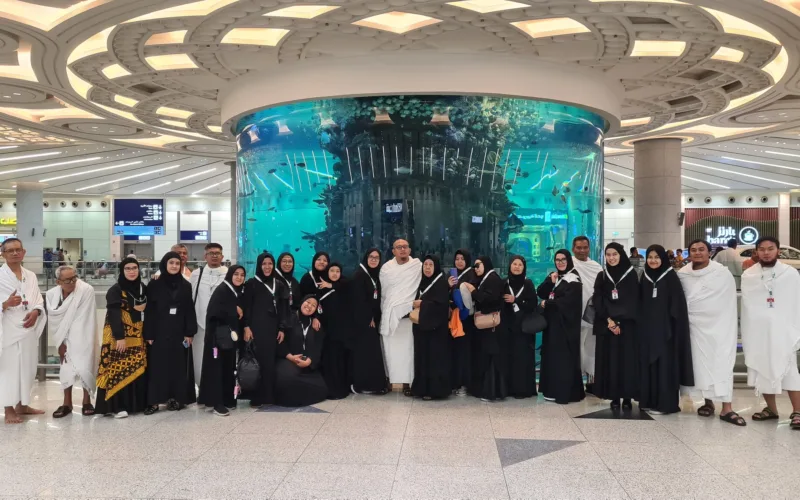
[0, 0, 798, 158]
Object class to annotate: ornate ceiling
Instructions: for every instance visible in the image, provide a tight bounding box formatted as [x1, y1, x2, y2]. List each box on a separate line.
[1, 0, 800, 195]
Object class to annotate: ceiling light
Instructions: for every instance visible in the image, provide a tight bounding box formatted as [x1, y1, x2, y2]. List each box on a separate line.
[723, 86, 772, 113]
[220, 28, 289, 46]
[265, 5, 339, 19]
[145, 54, 197, 71]
[764, 150, 800, 159]
[447, 1, 527, 13]
[353, 12, 442, 34]
[630, 40, 686, 57]
[682, 161, 799, 186]
[76, 165, 181, 191]
[67, 26, 114, 64]
[156, 106, 193, 119]
[134, 181, 172, 194]
[175, 168, 217, 182]
[620, 117, 651, 128]
[762, 47, 789, 83]
[604, 168, 633, 180]
[192, 177, 231, 195]
[681, 175, 730, 189]
[512, 17, 590, 39]
[590, 0, 686, 3]
[66, 67, 92, 99]
[0, 156, 103, 175]
[0, 151, 61, 163]
[207, 125, 222, 133]
[161, 119, 188, 128]
[102, 64, 131, 79]
[702, 7, 780, 44]
[125, 0, 240, 22]
[711, 47, 745, 63]
[720, 156, 800, 172]
[0, 146, 19, 150]
[145, 30, 188, 46]
[114, 95, 138, 107]
[40, 160, 142, 182]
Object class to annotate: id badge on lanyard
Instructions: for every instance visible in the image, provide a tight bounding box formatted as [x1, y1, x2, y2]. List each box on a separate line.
[509, 284, 523, 312]
[360, 264, 379, 300]
[318, 289, 334, 314]
[606, 267, 632, 301]
[645, 268, 670, 299]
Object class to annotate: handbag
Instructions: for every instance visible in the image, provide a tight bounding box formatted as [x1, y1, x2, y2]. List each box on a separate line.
[237, 341, 261, 393]
[409, 308, 420, 324]
[582, 297, 596, 324]
[214, 324, 235, 350]
[449, 308, 464, 338]
[521, 310, 547, 335]
[474, 311, 501, 330]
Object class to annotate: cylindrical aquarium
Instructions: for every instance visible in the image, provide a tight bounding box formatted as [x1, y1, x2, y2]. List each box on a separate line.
[234, 95, 605, 283]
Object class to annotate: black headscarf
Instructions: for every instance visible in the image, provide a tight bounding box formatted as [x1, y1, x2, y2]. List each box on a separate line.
[474, 255, 494, 276]
[419, 254, 443, 291]
[118, 257, 143, 300]
[644, 245, 671, 283]
[555, 249, 576, 276]
[454, 248, 472, 272]
[225, 265, 246, 295]
[327, 262, 346, 288]
[276, 252, 295, 280]
[298, 294, 318, 327]
[507, 255, 527, 290]
[255, 252, 276, 286]
[310, 251, 330, 282]
[158, 251, 183, 289]
[604, 242, 632, 282]
[360, 248, 381, 282]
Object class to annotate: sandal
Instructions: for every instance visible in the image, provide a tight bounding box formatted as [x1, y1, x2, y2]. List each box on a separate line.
[403, 387, 413, 398]
[81, 403, 95, 416]
[752, 406, 779, 421]
[720, 411, 747, 427]
[697, 403, 715, 417]
[52, 405, 72, 419]
[143, 406, 159, 416]
[790, 412, 800, 430]
[166, 399, 180, 412]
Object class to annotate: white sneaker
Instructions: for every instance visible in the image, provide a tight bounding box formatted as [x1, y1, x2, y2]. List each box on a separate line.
[114, 411, 129, 419]
[543, 396, 555, 402]
[647, 409, 666, 415]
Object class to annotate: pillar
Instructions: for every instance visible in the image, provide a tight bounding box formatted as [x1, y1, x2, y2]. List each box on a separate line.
[633, 138, 683, 250]
[15, 182, 44, 274]
[227, 161, 238, 264]
[778, 192, 791, 245]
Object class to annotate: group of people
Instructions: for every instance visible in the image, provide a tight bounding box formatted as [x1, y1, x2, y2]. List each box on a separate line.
[1, 235, 798, 431]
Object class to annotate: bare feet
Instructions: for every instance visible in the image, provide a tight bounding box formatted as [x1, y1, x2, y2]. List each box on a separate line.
[3, 407, 22, 424]
[15, 404, 45, 415]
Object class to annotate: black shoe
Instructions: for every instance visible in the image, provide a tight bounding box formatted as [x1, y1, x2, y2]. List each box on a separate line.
[622, 399, 633, 411]
[585, 383, 595, 395]
[610, 400, 621, 410]
[213, 405, 230, 417]
[166, 399, 180, 411]
[144, 406, 158, 416]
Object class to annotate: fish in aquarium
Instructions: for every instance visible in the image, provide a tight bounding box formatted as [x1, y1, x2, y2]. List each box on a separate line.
[296, 162, 307, 167]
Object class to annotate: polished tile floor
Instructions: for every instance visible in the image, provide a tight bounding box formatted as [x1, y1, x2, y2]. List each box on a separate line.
[1, 382, 799, 499]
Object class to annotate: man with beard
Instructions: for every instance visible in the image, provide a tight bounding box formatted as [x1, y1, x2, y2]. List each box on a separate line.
[379, 239, 421, 395]
[741, 237, 800, 429]
[570, 236, 603, 392]
[190, 243, 228, 388]
[678, 239, 745, 426]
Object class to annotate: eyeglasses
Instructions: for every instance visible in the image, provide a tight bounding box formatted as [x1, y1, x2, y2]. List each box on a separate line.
[2, 248, 23, 255]
[280, 259, 293, 264]
[368, 255, 380, 260]
[58, 277, 78, 284]
[206, 252, 222, 257]
[394, 245, 409, 250]
[555, 258, 568, 263]
[123, 266, 139, 272]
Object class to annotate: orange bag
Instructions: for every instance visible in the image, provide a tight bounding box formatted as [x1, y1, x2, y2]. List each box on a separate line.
[449, 308, 464, 338]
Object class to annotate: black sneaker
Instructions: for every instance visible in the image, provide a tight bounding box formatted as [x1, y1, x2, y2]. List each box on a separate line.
[213, 405, 230, 417]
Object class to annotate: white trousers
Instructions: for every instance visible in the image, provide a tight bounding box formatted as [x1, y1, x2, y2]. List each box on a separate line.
[580, 324, 595, 376]
[381, 319, 414, 384]
[193, 327, 205, 388]
[0, 337, 38, 407]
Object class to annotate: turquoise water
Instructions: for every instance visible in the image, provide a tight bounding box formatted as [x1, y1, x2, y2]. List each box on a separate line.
[235, 95, 604, 283]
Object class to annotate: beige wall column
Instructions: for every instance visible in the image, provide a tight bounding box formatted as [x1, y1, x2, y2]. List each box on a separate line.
[633, 138, 683, 250]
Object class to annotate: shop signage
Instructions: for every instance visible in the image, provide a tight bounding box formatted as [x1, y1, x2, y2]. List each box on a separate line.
[0, 218, 16, 225]
[705, 225, 759, 245]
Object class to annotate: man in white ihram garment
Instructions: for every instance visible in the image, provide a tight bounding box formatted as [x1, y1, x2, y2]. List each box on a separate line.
[0, 238, 46, 424]
[190, 243, 228, 390]
[678, 239, 746, 426]
[740, 236, 800, 429]
[379, 239, 421, 395]
[570, 236, 603, 392]
[47, 265, 98, 419]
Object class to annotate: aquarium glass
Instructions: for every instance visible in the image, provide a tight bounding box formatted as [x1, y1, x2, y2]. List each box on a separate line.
[235, 95, 605, 284]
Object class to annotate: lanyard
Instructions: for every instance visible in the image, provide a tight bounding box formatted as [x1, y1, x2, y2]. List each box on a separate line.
[302, 323, 309, 350]
[419, 273, 443, 297]
[223, 281, 238, 298]
[508, 283, 524, 298]
[319, 289, 335, 301]
[761, 268, 777, 295]
[604, 266, 633, 289]
[255, 275, 277, 309]
[276, 269, 293, 305]
[308, 270, 320, 287]
[478, 269, 496, 288]
[548, 275, 565, 300]
[457, 268, 471, 281]
[360, 263, 379, 294]
[644, 268, 671, 298]
[17, 275, 29, 310]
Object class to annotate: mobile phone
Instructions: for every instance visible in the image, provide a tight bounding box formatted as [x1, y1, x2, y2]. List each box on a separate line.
[450, 268, 458, 278]
[182, 339, 189, 348]
[301, 355, 308, 361]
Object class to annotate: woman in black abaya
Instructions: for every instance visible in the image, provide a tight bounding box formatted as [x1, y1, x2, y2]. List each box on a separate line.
[537, 250, 585, 404]
[465, 256, 508, 401]
[449, 249, 474, 395]
[318, 262, 352, 399]
[143, 252, 197, 413]
[350, 248, 388, 394]
[592, 242, 640, 410]
[638, 245, 694, 414]
[411, 255, 452, 400]
[276, 252, 303, 315]
[242, 253, 288, 407]
[299, 251, 330, 297]
[198, 265, 245, 417]
[503, 255, 538, 399]
[275, 295, 328, 407]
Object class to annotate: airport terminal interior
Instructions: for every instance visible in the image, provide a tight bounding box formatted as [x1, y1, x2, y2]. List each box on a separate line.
[1, 0, 800, 498]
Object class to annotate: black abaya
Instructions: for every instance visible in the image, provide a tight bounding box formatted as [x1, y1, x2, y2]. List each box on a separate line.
[351, 264, 388, 393]
[275, 316, 328, 407]
[537, 273, 585, 404]
[503, 278, 539, 399]
[592, 270, 640, 402]
[412, 272, 452, 399]
[241, 276, 289, 405]
[198, 281, 242, 409]
[319, 277, 352, 400]
[470, 270, 508, 400]
[143, 274, 197, 407]
[638, 268, 694, 413]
